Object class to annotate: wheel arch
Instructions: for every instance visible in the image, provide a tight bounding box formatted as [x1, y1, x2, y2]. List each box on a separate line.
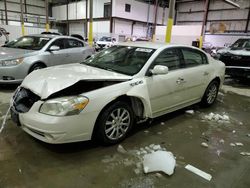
[28, 61, 47, 73]
[91, 94, 149, 139]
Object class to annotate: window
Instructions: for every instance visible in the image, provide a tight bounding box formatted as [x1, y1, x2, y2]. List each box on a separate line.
[65, 39, 84, 48]
[104, 3, 111, 17]
[152, 49, 181, 71]
[181, 48, 207, 67]
[50, 39, 65, 49]
[125, 4, 131, 12]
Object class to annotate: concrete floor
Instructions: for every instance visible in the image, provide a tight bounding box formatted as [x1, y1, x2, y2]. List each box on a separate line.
[0, 79, 250, 188]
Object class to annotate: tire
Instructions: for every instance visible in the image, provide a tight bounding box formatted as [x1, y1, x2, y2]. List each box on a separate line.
[95, 101, 134, 145]
[201, 80, 219, 107]
[29, 63, 46, 73]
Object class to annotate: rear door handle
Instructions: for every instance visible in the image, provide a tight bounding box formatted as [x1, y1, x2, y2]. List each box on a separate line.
[176, 77, 185, 84]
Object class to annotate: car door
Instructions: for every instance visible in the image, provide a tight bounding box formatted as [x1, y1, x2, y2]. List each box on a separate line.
[145, 48, 188, 117]
[178, 47, 213, 103]
[64, 38, 88, 63]
[44, 38, 70, 66]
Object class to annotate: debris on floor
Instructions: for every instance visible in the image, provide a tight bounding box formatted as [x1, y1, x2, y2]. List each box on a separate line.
[160, 122, 165, 125]
[0, 106, 11, 133]
[185, 110, 194, 115]
[230, 143, 236, 147]
[219, 139, 225, 144]
[240, 152, 250, 156]
[117, 145, 127, 154]
[201, 142, 209, 148]
[143, 151, 176, 176]
[157, 132, 162, 135]
[144, 130, 149, 133]
[185, 164, 212, 181]
[232, 130, 236, 134]
[235, 142, 244, 146]
[203, 112, 230, 123]
[247, 134, 250, 137]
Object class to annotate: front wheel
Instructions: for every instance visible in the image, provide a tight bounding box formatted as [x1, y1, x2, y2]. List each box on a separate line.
[95, 101, 134, 145]
[201, 80, 219, 107]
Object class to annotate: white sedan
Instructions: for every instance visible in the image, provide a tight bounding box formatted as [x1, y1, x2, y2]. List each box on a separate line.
[10, 42, 225, 144]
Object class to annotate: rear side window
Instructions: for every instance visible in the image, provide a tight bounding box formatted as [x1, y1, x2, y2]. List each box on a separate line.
[153, 49, 181, 71]
[51, 39, 65, 49]
[65, 39, 84, 48]
[181, 48, 208, 67]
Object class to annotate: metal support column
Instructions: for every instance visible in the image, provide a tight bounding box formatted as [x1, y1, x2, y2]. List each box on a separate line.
[45, 0, 49, 32]
[152, 0, 159, 42]
[245, 7, 250, 33]
[88, 0, 93, 47]
[66, 0, 69, 35]
[4, 0, 8, 25]
[110, 0, 113, 33]
[20, 0, 25, 36]
[165, 0, 176, 43]
[199, 0, 210, 49]
[85, 0, 88, 38]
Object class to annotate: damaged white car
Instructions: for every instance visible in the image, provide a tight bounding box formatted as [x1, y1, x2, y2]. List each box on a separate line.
[10, 42, 225, 144]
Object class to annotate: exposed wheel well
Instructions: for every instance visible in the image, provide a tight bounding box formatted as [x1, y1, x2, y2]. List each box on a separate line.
[28, 62, 46, 73]
[91, 95, 145, 139]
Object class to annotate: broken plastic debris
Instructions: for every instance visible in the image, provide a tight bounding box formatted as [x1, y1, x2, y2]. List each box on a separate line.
[185, 164, 212, 181]
[18, 169, 22, 173]
[230, 143, 236, 147]
[204, 113, 230, 122]
[185, 110, 194, 115]
[201, 142, 209, 148]
[143, 151, 176, 175]
[232, 130, 236, 134]
[240, 152, 250, 156]
[160, 122, 165, 125]
[219, 139, 225, 144]
[235, 142, 244, 146]
[117, 145, 127, 154]
[134, 168, 140, 175]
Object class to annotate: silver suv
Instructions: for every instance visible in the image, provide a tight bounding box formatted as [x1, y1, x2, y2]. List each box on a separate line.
[0, 34, 95, 83]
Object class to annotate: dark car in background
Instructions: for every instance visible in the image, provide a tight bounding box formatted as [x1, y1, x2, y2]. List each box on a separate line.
[216, 38, 250, 80]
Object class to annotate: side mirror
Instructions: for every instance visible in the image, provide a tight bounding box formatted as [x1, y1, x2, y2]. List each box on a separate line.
[49, 45, 60, 51]
[150, 65, 169, 75]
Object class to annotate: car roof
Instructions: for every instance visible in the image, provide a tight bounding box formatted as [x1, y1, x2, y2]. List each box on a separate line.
[117, 42, 181, 49]
[26, 34, 79, 40]
[117, 42, 203, 51]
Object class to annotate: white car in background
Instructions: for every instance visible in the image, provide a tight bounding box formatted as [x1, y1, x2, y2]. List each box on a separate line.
[95, 36, 117, 51]
[10, 42, 225, 144]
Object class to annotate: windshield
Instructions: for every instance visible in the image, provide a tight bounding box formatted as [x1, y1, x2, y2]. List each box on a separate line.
[81, 46, 155, 76]
[99, 37, 111, 42]
[3, 36, 51, 50]
[231, 39, 250, 49]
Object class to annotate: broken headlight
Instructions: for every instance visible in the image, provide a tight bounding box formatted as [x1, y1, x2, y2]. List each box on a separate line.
[39, 96, 89, 116]
[1, 57, 24, 66]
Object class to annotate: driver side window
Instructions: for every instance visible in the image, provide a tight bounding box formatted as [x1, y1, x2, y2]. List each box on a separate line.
[152, 48, 181, 71]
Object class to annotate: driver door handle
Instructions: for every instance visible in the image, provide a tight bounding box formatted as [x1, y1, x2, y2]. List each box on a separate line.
[203, 71, 209, 76]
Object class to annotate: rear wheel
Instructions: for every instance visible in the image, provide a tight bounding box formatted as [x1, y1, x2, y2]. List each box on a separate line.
[201, 80, 219, 107]
[95, 101, 134, 145]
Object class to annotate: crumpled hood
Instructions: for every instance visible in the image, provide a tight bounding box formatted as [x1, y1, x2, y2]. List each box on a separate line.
[21, 63, 132, 99]
[0, 47, 35, 60]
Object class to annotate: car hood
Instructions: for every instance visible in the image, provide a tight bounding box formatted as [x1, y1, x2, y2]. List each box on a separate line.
[218, 48, 250, 56]
[21, 64, 132, 99]
[0, 47, 35, 60]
